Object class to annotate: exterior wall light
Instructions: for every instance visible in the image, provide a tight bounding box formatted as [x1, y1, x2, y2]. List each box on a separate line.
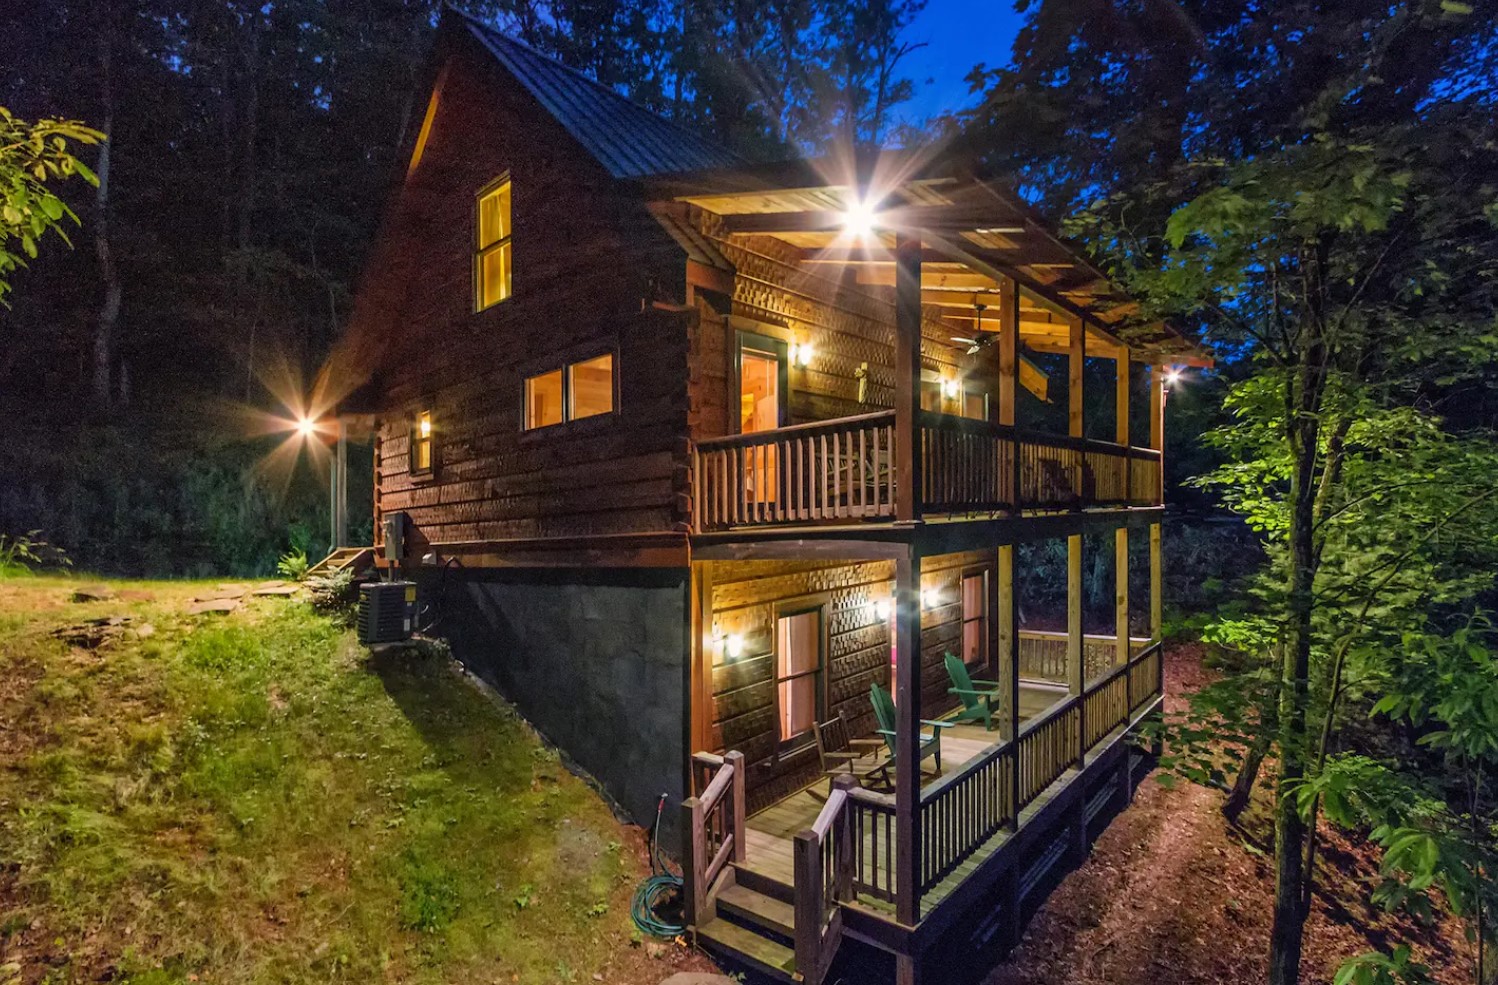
[941, 378, 960, 400]
[724, 633, 745, 659]
[921, 588, 939, 609]
[842, 199, 877, 238]
[791, 342, 815, 368]
[873, 599, 892, 621]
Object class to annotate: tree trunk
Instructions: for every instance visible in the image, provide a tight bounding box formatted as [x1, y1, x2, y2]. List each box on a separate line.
[92, 17, 120, 408]
[1268, 290, 1329, 985]
[1223, 719, 1271, 824]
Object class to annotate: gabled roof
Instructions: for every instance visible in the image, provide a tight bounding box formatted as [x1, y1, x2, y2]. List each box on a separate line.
[454, 11, 746, 180]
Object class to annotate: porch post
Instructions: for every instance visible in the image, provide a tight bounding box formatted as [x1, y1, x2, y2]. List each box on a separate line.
[1149, 366, 1165, 639]
[894, 233, 923, 523]
[690, 561, 715, 754]
[1069, 316, 1085, 505]
[332, 418, 348, 549]
[1067, 317, 1086, 761]
[998, 276, 1019, 510]
[894, 544, 923, 926]
[1115, 353, 1130, 669]
[999, 542, 1020, 830]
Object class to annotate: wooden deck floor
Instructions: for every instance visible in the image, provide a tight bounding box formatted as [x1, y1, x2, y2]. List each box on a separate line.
[742, 681, 1071, 915]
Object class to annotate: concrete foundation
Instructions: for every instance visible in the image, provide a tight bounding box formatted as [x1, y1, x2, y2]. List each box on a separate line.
[422, 566, 690, 843]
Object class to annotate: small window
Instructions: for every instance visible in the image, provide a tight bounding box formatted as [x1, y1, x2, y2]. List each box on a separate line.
[524, 353, 616, 430]
[776, 609, 823, 744]
[568, 353, 614, 420]
[963, 391, 988, 421]
[411, 410, 435, 474]
[524, 369, 564, 429]
[476, 178, 512, 309]
[961, 572, 987, 668]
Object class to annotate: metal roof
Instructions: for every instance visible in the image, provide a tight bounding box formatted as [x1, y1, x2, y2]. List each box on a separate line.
[458, 14, 746, 180]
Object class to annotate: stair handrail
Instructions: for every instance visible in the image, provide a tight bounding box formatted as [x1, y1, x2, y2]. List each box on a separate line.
[681, 750, 746, 932]
[793, 774, 855, 985]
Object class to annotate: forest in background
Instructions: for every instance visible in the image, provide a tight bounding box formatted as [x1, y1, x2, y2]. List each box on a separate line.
[0, 0, 929, 575]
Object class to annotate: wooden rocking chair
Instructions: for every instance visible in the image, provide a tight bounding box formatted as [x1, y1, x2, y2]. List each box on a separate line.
[811, 716, 890, 798]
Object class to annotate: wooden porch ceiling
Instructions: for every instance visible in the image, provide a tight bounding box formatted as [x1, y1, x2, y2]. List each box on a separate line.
[649, 159, 1211, 366]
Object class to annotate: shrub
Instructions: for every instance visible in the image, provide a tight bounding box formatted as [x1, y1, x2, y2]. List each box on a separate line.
[275, 548, 310, 582]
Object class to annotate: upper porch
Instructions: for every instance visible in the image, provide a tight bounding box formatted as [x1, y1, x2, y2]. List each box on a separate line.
[643, 153, 1204, 541]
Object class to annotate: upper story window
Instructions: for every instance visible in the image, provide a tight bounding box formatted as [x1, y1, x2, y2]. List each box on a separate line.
[411, 409, 435, 474]
[476, 178, 512, 310]
[524, 353, 615, 430]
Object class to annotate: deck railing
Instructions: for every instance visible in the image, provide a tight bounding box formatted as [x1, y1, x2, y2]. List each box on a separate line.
[913, 638, 1166, 898]
[847, 787, 898, 903]
[693, 410, 1162, 532]
[1017, 630, 1151, 685]
[794, 776, 856, 985]
[681, 751, 746, 930]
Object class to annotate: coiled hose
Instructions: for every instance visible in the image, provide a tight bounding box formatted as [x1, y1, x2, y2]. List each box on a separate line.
[630, 794, 686, 939]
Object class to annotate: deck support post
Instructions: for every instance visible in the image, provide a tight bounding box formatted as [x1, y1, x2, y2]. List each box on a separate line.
[331, 418, 348, 549]
[1068, 534, 1084, 767]
[894, 545, 923, 926]
[894, 233, 923, 523]
[1149, 365, 1165, 640]
[1150, 522, 1163, 641]
[896, 953, 921, 985]
[999, 543, 1020, 831]
[1069, 317, 1085, 506]
[1115, 352, 1131, 672]
[998, 276, 1019, 509]
[690, 561, 715, 755]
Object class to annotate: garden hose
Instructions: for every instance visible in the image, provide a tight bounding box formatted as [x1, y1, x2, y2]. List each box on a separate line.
[630, 794, 686, 940]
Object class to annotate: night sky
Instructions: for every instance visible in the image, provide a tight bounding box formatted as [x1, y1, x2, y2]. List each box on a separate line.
[901, 0, 1024, 122]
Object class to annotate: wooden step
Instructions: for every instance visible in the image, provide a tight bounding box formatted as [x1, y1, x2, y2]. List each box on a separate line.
[697, 916, 796, 983]
[717, 882, 796, 938]
[731, 863, 794, 904]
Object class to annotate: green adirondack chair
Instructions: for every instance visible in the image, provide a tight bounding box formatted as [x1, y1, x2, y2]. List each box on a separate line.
[870, 682, 952, 774]
[944, 651, 1004, 731]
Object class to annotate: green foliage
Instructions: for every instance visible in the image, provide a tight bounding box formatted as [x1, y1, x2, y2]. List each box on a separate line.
[307, 567, 358, 622]
[0, 107, 102, 308]
[0, 529, 70, 575]
[1333, 945, 1434, 985]
[275, 547, 309, 582]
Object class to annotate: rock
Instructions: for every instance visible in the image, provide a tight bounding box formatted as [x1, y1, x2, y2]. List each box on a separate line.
[71, 584, 116, 603]
[135, 623, 156, 639]
[657, 975, 735, 985]
[187, 599, 240, 615]
[645, 942, 669, 960]
[192, 587, 246, 602]
[252, 586, 300, 597]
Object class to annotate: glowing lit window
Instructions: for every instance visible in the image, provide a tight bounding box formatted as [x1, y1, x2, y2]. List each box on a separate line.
[961, 572, 987, 668]
[568, 354, 614, 420]
[476, 178, 512, 309]
[524, 370, 564, 429]
[776, 609, 823, 743]
[411, 410, 434, 473]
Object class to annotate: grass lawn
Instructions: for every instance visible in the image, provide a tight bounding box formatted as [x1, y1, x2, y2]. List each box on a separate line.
[0, 573, 710, 985]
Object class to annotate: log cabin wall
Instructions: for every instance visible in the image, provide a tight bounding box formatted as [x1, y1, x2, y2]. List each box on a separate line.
[703, 550, 993, 812]
[685, 207, 998, 443]
[359, 37, 695, 560]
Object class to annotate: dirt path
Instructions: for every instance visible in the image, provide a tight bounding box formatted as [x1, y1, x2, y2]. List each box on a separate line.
[983, 644, 1474, 985]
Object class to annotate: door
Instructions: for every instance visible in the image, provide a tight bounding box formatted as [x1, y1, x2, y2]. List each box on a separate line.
[775, 606, 824, 748]
[737, 331, 788, 507]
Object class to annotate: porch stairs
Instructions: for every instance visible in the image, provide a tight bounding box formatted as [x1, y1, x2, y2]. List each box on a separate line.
[696, 866, 800, 983]
[305, 546, 374, 579]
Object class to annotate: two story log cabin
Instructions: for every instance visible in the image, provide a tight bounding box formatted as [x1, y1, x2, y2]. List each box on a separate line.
[336, 10, 1208, 984]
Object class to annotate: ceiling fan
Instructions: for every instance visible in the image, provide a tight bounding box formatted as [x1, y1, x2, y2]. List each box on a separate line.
[950, 303, 995, 355]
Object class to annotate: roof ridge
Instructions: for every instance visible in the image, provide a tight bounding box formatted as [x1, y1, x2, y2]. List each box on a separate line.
[448, 6, 745, 172]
